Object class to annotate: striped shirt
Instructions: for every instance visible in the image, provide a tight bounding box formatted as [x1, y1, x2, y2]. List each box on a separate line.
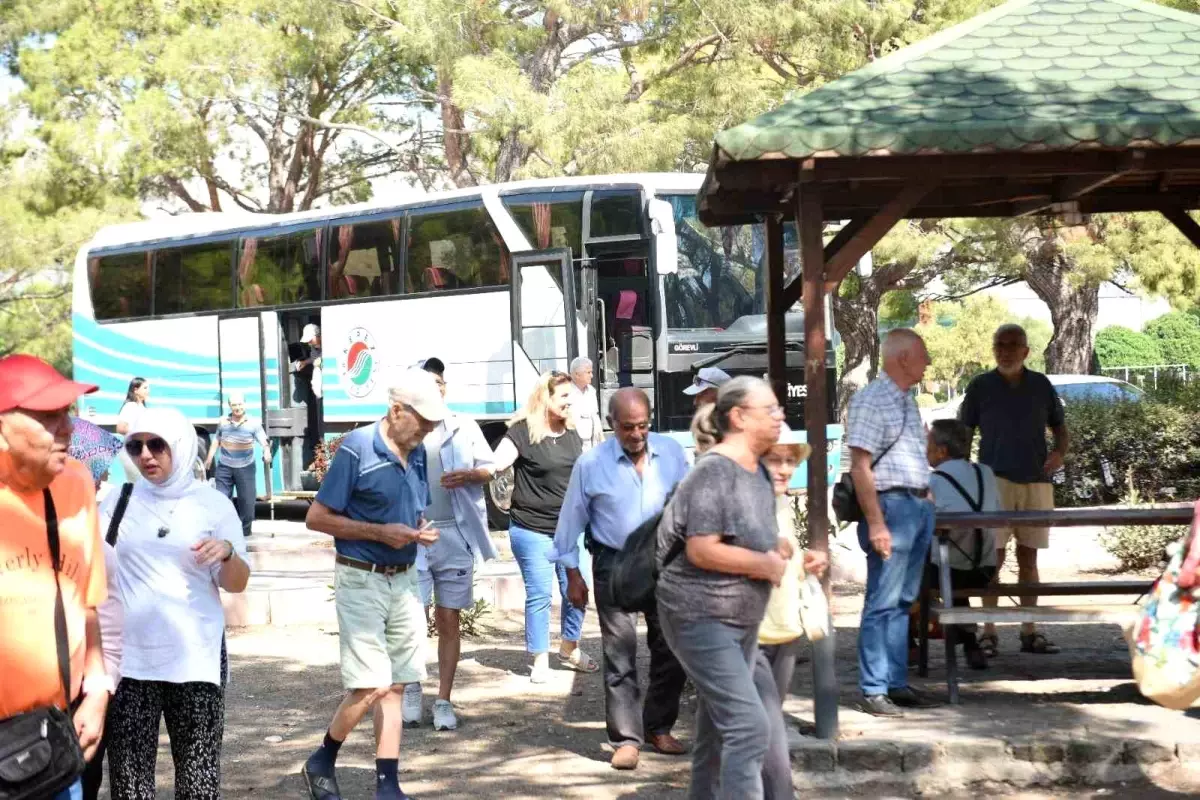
[846, 375, 929, 491]
[215, 416, 269, 468]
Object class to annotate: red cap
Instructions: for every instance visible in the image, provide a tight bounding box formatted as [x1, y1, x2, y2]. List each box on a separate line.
[0, 355, 98, 414]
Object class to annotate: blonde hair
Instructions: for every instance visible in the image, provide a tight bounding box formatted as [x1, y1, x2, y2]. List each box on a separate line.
[690, 403, 718, 455]
[508, 370, 575, 444]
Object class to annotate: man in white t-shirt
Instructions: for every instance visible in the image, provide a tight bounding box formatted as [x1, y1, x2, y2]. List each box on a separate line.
[405, 357, 497, 733]
[568, 356, 604, 450]
[926, 418, 999, 671]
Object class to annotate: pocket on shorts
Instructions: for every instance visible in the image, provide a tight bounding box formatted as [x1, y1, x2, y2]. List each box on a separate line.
[335, 563, 372, 592]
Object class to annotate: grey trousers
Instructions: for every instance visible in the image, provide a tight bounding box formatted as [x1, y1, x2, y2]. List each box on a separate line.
[754, 641, 800, 800]
[659, 609, 769, 800]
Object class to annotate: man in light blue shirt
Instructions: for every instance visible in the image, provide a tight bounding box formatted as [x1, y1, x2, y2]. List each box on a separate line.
[204, 391, 271, 537]
[551, 387, 689, 770]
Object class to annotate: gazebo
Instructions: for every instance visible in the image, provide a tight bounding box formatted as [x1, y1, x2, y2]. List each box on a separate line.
[699, 0, 1200, 738]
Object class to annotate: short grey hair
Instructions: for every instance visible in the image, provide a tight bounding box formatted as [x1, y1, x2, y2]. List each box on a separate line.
[929, 419, 971, 460]
[569, 356, 592, 375]
[993, 323, 1028, 346]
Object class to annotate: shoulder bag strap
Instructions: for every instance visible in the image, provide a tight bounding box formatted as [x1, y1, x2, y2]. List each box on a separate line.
[972, 464, 986, 570]
[105, 482, 135, 547]
[43, 488, 73, 708]
[871, 398, 909, 469]
[932, 468, 986, 570]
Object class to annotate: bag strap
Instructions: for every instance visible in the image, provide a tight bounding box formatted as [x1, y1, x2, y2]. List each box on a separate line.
[105, 482, 135, 547]
[932, 466, 987, 570]
[658, 487, 685, 571]
[871, 399, 909, 469]
[43, 488, 73, 708]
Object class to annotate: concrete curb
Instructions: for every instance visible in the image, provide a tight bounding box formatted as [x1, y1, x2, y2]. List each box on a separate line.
[790, 734, 1200, 791]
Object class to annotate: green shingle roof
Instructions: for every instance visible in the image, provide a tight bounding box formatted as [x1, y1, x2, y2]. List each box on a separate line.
[714, 0, 1200, 162]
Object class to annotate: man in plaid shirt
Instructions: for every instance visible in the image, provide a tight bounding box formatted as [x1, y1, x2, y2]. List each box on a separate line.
[847, 329, 938, 717]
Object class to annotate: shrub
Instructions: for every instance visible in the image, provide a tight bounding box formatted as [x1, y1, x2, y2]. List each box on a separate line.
[1100, 524, 1188, 571]
[1144, 311, 1200, 370]
[1093, 325, 1163, 368]
[916, 392, 937, 408]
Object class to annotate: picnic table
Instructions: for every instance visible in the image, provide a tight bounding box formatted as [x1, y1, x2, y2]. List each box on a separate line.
[919, 506, 1195, 703]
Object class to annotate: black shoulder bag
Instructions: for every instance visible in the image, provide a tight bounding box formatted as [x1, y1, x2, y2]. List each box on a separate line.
[0, 490, 87, 800]
[932, 465, 987, 571]
[832, 401, 908, 524]
[105, 483, 135, 547]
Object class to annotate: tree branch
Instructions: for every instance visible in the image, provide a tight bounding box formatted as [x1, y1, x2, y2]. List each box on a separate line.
[626, 34, 721, 101]
[162, 176, 209, 212]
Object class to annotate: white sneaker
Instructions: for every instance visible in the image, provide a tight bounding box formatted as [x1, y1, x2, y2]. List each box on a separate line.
[432, 699, 458, 731]
[402, 684, 422, 727]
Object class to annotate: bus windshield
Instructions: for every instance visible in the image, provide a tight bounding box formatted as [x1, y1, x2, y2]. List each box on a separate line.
[663, 195, 797, 332]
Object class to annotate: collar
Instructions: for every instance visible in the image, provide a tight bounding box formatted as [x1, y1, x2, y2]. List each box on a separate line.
[227, 414, 247, 425]
[372, 420, 418, 468]
[610, 433, 657, 466]
[878, 373, 909, 399]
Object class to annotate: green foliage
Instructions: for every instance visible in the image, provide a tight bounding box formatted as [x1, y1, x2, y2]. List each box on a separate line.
[1056, 398, 1200, 508]
[1093, 325, 1164, 368]
[1144, 311, 1200, 370]
[1100, 525, 1188, 571]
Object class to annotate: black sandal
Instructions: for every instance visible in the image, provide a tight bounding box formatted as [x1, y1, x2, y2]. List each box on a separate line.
[302, 764, 343, 800]
[1020, 631, 1061, 654]
[978, 633, 999, 658]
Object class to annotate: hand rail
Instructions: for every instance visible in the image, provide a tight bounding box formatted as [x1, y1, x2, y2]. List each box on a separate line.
[936, 506, 1195, 530]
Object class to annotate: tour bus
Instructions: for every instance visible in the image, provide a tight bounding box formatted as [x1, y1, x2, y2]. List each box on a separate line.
[72, 173, 843, 525]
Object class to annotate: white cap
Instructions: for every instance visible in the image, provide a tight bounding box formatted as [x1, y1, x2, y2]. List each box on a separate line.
[773, 422, 812, 459]
[388, 367, 447, 422]
[228, 391, 246, 405]
[683, 366, 733, 396]
[301, 324, 320, 344]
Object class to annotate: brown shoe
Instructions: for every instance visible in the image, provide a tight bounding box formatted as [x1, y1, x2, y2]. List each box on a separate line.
[611, 744, 640, 770]
[647, 733, 687, 755]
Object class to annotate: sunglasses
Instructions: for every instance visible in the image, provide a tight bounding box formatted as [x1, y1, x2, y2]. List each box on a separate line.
[125, 437, 169, 458]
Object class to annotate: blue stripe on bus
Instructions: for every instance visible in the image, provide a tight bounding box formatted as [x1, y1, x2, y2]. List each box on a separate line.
[324, 400, 515, 417]
[74, 314, 280, 371]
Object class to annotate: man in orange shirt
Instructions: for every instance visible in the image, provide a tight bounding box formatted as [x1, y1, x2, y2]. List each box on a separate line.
[0, 355, 111, 800]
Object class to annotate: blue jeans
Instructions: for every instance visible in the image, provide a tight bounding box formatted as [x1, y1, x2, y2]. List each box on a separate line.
[659, 611, 768, 800]
[215, 461, 257, 537]
[856, 492, 935, 696]
[54, 779, 82, 800]
[509, 524, 587, 654]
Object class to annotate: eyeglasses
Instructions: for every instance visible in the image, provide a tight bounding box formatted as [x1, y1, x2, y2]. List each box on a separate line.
[741, 403, 785, 417]
[125, 437, 169, 457]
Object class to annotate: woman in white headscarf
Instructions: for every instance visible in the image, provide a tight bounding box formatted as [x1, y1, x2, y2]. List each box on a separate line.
[99, 407, 250, 800]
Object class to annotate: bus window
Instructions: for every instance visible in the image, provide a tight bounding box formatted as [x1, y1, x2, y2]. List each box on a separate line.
[407, 205, 506, 293]
[589, 192, 642, 238]
[90, 252, 153, 320]
[237, 229, 321, 307]
[327, 218, 402, 300]
[504, 196, 583, 255]
[154, 239, 235, 315]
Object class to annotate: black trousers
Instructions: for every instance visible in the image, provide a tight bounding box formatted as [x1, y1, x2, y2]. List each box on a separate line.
[590, 546, 688, 748]
[214, 462, 256, 538]
[927, 563, 996, 649]
[81, 705, 115, 800]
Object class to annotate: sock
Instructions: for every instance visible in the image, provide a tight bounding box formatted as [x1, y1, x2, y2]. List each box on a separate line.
[375, 758, 402, 799]
[306, 730, 343, 774]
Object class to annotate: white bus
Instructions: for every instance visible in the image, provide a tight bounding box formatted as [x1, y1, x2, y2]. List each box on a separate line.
[72, 173, 842, 524]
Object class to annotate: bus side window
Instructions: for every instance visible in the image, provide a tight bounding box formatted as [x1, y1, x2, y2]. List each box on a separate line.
[154, 240, 235, 315]
[238, 229, 321, 307]
[326, 219, 402, 299]
[407, 205, 505, 293]
[91, 252, 153, 320]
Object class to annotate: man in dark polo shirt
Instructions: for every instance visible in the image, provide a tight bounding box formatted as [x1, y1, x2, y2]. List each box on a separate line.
[301, 367, 446, 800]
[960, 323, 1070, 657]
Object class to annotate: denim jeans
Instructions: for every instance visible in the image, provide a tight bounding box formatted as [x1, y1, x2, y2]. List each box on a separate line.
[659, 610, 768, 800]
[53, 779, 82, 800]
[754, 641, 799, 800]
[509, 524, 586, 654]
[856, 492, 935, 696]
[214, 461, 257, 537]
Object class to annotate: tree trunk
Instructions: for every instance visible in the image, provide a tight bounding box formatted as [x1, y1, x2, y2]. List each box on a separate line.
[1023, 235, 1100, 374]
[438, 70, 476, 188]
[833, 291, 882, 420]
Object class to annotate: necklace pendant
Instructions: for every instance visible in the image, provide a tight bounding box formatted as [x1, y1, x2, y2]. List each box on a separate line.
[157, 526, 170, 538]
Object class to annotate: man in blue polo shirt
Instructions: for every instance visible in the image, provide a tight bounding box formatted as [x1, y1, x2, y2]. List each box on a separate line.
[550, 387, 689, 771]
[301, 368, 445, 800]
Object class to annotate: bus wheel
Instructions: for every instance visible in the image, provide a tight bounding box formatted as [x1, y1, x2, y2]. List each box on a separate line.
[486, 466, 513, 531]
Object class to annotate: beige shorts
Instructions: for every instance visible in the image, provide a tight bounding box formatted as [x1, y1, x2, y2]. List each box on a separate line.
[334, 562, 428, 689]
[994, 478, 1054, 550]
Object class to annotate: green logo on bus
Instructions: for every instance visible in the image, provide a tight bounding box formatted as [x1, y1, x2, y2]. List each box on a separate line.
[344, 327, 377, 398]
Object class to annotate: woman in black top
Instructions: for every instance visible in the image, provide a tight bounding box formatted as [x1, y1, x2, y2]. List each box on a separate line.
[493, 371, 595, 682]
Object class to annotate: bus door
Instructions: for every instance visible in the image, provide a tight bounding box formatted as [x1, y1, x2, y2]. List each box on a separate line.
[510, 248, 579, 401]
[217, 312, 293, 495]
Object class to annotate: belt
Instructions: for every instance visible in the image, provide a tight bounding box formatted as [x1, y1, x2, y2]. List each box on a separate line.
[335, 554, 412, 576]
[879, 486, 929, 498]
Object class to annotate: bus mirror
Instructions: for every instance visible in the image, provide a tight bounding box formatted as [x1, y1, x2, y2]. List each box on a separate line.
[648, 199, 678, 275]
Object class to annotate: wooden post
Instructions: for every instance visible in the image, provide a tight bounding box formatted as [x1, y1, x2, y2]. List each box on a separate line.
[796, 177, 838, 739]
[765, 215, 787, 405]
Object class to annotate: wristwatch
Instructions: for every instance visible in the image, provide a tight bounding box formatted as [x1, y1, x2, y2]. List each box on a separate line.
[82, 674, 116, 697]
[222, 541, 235, 563]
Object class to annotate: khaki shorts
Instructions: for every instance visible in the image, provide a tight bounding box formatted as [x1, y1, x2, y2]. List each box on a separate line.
[334, 562, 427, 689]
[994, 478, 1054, 550]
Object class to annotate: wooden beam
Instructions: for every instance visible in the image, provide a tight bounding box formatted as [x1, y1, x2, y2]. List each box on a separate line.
[778, 217, 868, 309]
[765, 215, 788, 406]
[1014, 155, 1145, 216]
[821, 178, 938, 291]
[1164, 208, 1200, 250]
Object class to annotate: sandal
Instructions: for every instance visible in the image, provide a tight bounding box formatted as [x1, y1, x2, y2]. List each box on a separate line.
[558, 648, 599, 673]
[1020, 632, 1061, 654]
[978, 633, 999, 658]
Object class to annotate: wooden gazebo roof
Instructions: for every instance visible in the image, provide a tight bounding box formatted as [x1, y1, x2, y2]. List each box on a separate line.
[699, 0, 1200, 227]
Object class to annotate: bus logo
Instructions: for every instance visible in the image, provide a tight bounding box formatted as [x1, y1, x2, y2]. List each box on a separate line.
[344, 327, 377, 398]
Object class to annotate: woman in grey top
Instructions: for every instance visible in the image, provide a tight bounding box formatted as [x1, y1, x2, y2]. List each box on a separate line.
[657, 376, 789, 800]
